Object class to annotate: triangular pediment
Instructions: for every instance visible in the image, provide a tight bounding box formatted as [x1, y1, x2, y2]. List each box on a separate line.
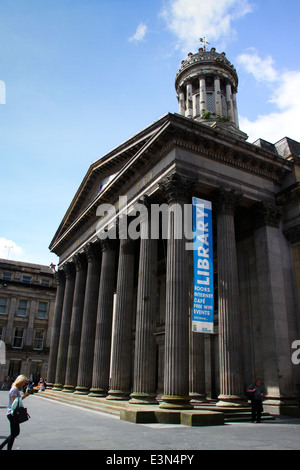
[49, 114, 172, 252]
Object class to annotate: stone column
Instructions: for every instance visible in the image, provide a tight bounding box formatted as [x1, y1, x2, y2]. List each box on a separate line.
[47, 270, 65, 388]
[159, 173, 193, 409]
[178, 89, 185, 116]
[62, 253, 87, 392]
[89, 240, 117, 397]
[232, 92, 239, 127]
[215, 188, 244, 406]
[106, 237, 135, 400]
[53, 262, 76, 390]
[199, 76, 207, 116]
[130, 200, 158, 404]
[214, 75, 222, 116]
[254, 202, 294, 404]
[186, 82, 193, 118]
[75, 242, 102, 395]
[226, 82, 234, 122]
[190, 330, 206, 402]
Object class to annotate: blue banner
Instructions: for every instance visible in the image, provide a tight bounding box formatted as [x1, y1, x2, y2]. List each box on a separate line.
[192, 197, 214, 333]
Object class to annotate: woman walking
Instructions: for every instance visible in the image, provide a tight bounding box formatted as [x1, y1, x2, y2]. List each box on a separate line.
[0, 375, 30, 450]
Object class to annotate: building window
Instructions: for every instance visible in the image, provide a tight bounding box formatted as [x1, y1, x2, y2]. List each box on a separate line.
[22, 275, 32, 284]
[0, 325, 4, 340]
[206, 92, 215, 114]
[17, 299, 28, 317]
[2, 272, 12, 281]
[12, 328, 24, 348]
[41, 279, 50, 287]
[37, 302, 48, 319]
[0, 297, 7, 314]
[33, 329, 44, 350]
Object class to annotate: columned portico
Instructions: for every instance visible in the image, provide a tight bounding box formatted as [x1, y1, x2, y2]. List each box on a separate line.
[48, 47, 300, 415]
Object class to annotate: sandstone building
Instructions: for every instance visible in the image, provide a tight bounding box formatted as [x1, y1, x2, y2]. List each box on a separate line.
[0, 258, 56, 383]
[48, 48, 300, 411]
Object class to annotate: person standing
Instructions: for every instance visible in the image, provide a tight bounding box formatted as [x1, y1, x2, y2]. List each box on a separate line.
[0, 375, 30, 450]
[247, 378, 263, 423]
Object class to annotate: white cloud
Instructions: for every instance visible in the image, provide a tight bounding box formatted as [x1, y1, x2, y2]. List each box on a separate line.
[237, 50, 278, 82]
[237, 50, 300, 143]
[161, 0, 253, 52]
[0, 238, 28, 262]
[129, 23, 148, 42]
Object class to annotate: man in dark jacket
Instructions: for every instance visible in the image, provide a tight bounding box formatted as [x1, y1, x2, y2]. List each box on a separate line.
[247, 379, 263, 423]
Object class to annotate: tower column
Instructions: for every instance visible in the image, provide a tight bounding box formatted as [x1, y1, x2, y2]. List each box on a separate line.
[199, 76, 207, 116]
[62, 253, 87, 392]
[89, 240, 117, 397]
[75, 242, 102, 395]
[215, 188, 244, 406]
[232, 92, 239, 126]
[178, 89, 185, 116]
[226, 82, 234, 122]
[159, 174, 193, 409]
[214, 75, 222, 116]
[186, 82, 193, 118]
[47, 270, 65, 388]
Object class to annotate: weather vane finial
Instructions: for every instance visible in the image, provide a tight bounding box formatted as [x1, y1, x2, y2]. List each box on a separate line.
[199, 37, 210, 51]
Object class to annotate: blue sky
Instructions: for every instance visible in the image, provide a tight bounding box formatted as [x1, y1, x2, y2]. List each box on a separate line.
[1, 0, 300, 267]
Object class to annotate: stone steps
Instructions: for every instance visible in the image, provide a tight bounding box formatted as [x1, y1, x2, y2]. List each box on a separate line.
[36, 390, 122, 416]
[37, 391, 276, 425]
[193, 402, 276, 423]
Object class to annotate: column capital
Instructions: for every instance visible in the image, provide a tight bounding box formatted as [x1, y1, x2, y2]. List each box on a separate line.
[72, 252, 87, 271]
[100, 238, 118, 252]
[159, 173, 196, 203]
[83, 241, 102, 262]
[213, 187, 243, 215]
[62, 262, 76, 279]
[54, 269, 65, 285]
[252, 201, 282, 229]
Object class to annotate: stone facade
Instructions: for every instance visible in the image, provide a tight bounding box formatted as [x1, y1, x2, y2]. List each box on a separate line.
[48, 49, 300, 410]
[0, 259, 57, 384]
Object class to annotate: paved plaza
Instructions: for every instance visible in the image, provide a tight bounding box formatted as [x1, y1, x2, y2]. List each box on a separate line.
[1, 391, 300, 453]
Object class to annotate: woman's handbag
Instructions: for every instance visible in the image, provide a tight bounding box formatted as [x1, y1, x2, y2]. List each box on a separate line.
[14, 397, 30, 424]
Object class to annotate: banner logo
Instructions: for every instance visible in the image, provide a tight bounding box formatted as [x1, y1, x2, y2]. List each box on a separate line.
[192, 197, 214, 333]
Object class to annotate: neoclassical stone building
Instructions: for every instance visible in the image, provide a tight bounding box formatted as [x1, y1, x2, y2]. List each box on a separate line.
[48, 48, 300, 410]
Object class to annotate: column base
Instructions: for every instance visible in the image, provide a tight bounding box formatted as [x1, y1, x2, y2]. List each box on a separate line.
[216, 395, 245, 407]
[88, 388, 108, 397]
[74, 386, 90, 395]
[129, 392, 158, 405]
[189, 393, 208, 403]
[62, 384, 75, 393]
[52, 383, 63, 391]
[159, 395, 193, 410]
[106, 389, 130, 401]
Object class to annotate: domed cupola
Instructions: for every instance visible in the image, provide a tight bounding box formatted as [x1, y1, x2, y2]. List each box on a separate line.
[175, 47, 247, 140]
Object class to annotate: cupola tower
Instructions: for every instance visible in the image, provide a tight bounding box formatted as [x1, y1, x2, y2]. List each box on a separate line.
[175, 47, 247, 140]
